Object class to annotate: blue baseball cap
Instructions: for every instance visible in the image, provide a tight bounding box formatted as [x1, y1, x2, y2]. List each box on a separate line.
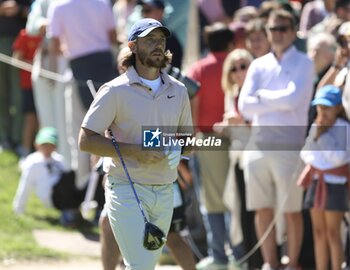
[311, 85, 342, 107]
[128, 18, 170, 41]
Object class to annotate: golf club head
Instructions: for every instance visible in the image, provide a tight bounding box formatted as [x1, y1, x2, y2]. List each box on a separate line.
[143, 222, 166, 250]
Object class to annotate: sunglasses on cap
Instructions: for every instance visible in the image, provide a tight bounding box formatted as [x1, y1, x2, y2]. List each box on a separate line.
[230, 63, 248, 73]
[267, 25, 291, 33]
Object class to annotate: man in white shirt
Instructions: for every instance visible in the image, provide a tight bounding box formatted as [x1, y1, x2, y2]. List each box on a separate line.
[238, 9, 315, 270]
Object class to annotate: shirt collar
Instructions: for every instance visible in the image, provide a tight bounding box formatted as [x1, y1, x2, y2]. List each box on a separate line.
[125, 66, 172, 86]
[272, 45, 297, 62]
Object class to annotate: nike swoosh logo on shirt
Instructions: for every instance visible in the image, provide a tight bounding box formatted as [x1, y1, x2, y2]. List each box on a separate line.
[167, 95, 175, 99]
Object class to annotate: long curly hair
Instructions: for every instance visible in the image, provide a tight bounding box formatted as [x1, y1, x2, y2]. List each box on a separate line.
[120, 44, 173, 70]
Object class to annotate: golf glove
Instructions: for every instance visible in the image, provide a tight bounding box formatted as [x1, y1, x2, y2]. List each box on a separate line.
[165, 144, 182, 170]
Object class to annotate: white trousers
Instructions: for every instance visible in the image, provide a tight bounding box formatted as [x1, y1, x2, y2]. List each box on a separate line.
[65, 83, 90, 189]
[32, 52, 90, 189]
[32, 54, 71, 165]
[105, 176, 173, 270]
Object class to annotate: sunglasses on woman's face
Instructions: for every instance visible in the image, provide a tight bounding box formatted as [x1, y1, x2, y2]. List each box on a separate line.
[230, 63, 248, 73]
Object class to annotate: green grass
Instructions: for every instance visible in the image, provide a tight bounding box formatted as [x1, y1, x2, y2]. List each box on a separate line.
[0, 150, 77, 261]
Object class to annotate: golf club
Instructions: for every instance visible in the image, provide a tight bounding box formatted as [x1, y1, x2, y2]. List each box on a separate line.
[86, 80, 166, 251]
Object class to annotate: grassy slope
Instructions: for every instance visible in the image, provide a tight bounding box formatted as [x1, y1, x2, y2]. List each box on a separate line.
[0, 150, 65, 260]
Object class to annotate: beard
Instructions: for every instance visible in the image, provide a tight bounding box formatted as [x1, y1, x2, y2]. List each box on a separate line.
[137, 47, 167, 68]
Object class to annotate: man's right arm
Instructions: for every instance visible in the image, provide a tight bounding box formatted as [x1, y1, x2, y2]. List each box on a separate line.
[79, 127, 117, 157]
[238, 61, 275, 119]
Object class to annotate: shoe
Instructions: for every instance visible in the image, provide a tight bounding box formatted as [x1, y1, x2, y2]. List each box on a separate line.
[284, 266, 300, 270]
[158, 249, 176, 265]
[261, 263, 280, 270]
[196, 257, 228, 270]
[228, 260, 248, 270]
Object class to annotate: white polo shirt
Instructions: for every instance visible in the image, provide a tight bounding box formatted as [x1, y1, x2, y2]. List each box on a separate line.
[82, 66, 193, 185]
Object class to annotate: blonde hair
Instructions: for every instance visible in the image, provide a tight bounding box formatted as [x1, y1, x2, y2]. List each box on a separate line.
[221, 49, 253, 96]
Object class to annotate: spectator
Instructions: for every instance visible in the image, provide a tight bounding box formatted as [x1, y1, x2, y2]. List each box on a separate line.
[12, 28, 41, 160]
[258, 1, 282, 21]
[298, 85, 350, 270]
[317, 21, 350, 120]
[13, 127, 84, 227]
[25, 0, 72, 165]
[214, 48, 264, 269]
[238, 9, 314, 270]
[113, 0, 138, 44]
[233, 5, 258, 23]
[46, 0, 118, 189]
[197, 0, 232, 25]
[309, 0, 350, 38]
[196, 0, 234, 55]
[47, 0, 117, 110]
[317, 22, 350, 88]
[298, 0, 332, 38]
[244, 18, 271, 58]
[342, 22, 350, 120]
[0, 0, 31, 152]
[187, 22, 234, 270]
[308, 33, 337, 83]
[307, 33, 337, 123]
[229, 21, 246, 49]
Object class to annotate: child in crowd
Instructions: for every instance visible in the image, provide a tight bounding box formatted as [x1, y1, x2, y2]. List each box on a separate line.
[298, 85, 350, 270]
[13, 127, 84, 226]
[12, 29, 42, 159]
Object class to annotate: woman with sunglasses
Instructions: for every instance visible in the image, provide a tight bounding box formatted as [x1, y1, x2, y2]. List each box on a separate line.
[213, 48, 258, 268]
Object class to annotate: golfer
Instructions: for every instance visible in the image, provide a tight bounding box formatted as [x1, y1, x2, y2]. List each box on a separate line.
[78, 18, 193, 270]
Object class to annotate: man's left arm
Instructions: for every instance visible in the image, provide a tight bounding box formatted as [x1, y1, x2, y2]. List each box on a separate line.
[256, 59, 315, 110]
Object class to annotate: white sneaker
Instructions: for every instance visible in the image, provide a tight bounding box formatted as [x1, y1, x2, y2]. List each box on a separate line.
[196, 257, 228, 270]
[228, 260, 248, 270]
[284, 266, 300, 270]
[261, 263, 280, 270]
